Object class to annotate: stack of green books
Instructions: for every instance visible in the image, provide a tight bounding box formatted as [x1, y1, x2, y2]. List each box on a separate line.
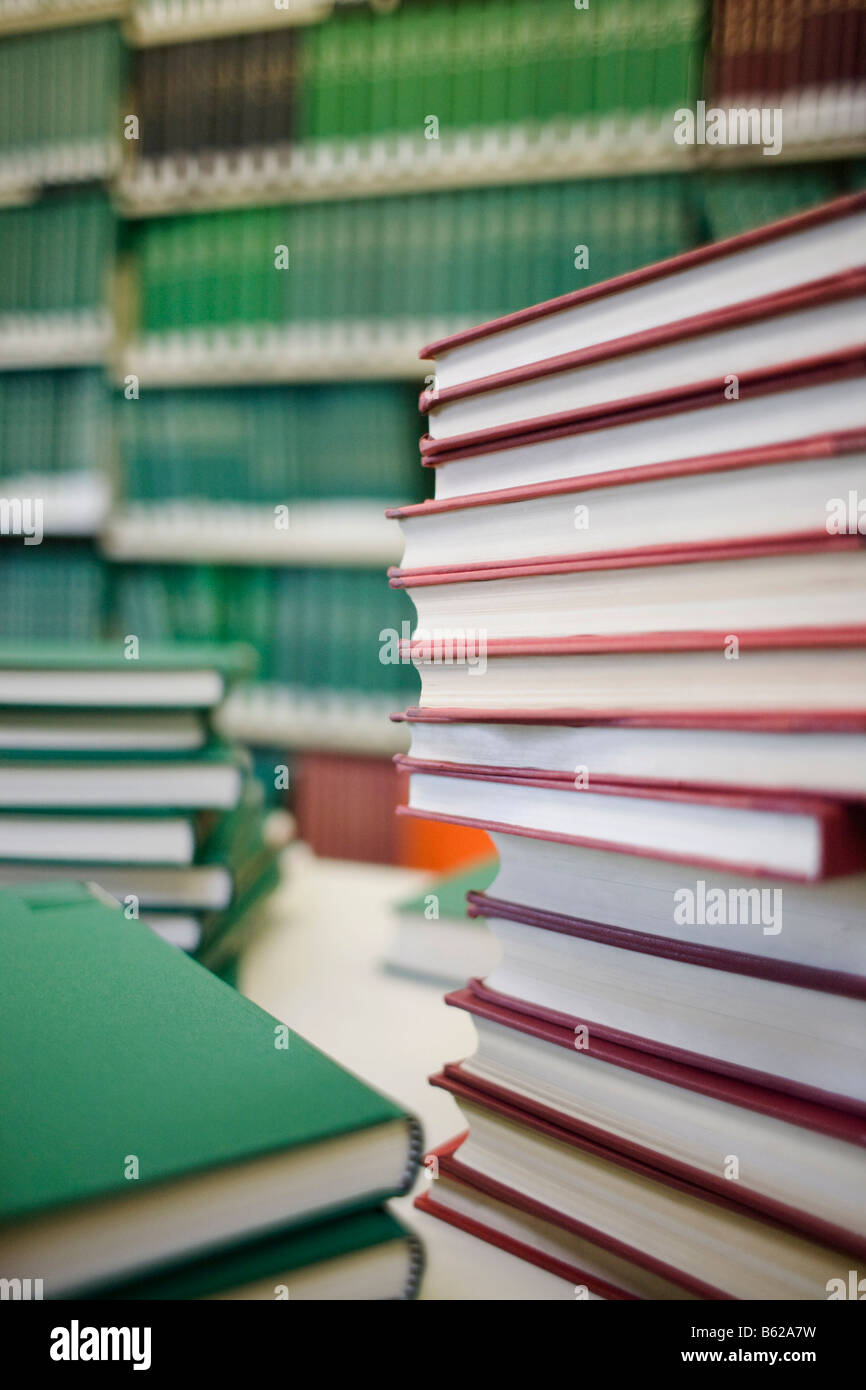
[0, 641, 288, 969]
[0, 883, 423, 1299]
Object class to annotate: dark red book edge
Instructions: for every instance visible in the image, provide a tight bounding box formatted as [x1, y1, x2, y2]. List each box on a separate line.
[415, 1137, 637, 1301]
[462, 973, 866, 1121]
[386, 428, 866, 522]
[395, 761, 866, 880]
[389, 531, 864, 588]
[418, 193, 866, 361]
[391, 706, 866, 734]
[419, 270, 866, 419]
[445, 984, 866, 1141]
[419, 349, 866, 465]
[461, 892, 866, 1002]
[392, 745, 866, 805]
[425, 1077, 866, 1284]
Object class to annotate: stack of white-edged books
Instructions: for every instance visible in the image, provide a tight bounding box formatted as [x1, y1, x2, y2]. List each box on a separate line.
[387, 193, 866, 1301]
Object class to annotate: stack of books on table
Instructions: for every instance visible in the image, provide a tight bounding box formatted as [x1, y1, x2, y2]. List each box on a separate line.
[0, 883, 423, 1300]
[387, 193, 866, 1300]
[0, 642, 291, 971]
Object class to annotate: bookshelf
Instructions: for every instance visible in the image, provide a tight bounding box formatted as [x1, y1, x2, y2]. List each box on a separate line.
[116, 130, 866, 219]
[0, 0, 124, 35]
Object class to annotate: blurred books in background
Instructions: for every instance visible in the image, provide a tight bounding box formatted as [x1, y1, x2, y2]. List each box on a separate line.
[0, 882, 422, 1299]
[392, 194, 866, 1299]
[0, 641, 293, 968]
[1, 0, 865, 868]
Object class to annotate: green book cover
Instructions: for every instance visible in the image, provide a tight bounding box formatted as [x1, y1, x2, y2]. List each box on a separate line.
[0, 890, 421, 1295]
[0, 640, 256, 678]
[100, 1207, 421, 1300]
[395, 855, 498, 923]
[9, 879, 104, 910]
[195, 849, 282, 970]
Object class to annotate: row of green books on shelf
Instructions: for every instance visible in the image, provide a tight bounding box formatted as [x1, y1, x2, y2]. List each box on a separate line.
[295, 0, 703, 140]
[1, 166, 861, 329]
[0, 875, 422, 1299]
[133, 175, 697, 336]
[119, 383, 422, 502]
[0, 543, 419, 699]
[0, 375, 419, 500]
[701, 163, 866, 241]
[113, 562, 419, 696]
[0, 544, 108, 641]
[0, 367, 111, 476]
[0, 21, 123, 170]
[0, 189, 114, 319]
[130, 166, 866, 340]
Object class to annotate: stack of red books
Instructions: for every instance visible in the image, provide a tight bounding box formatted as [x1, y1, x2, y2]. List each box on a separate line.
[387, 193, 866, 1300]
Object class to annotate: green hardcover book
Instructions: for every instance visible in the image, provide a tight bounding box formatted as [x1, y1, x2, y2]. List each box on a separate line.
[0, 804, 215, 867]
[0, 889, 422, 1296]
[12, 878, 100, 910]
[101, 1207, 422, 1300]
[0, 640, 257, 710]
[0, 741, 249, 811]
[194, 847, 282, 970]
[384, 854, 500, 985]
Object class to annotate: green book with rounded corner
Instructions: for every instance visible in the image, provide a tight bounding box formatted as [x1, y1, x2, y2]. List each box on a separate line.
[0, 889, 422, 1297]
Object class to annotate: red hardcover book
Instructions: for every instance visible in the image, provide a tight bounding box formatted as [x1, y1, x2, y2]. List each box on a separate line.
[418, 349, 866, 469]
[389, 428, 866, 527]
[419, 193, 866, 367]
[415, 1135, 646, 1300]
[394, 704, 866, 733]
[424, 1073, 865, 1300]
[441, 986, 866, 1255]
[396, 756, 866, 880]
[419, 271, 866, 449]
[392, 703, 866, 799]
[393, 628, 866, 729]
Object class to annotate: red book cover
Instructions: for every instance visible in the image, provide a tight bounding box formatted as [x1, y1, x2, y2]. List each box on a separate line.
[462, 891, 866, 1001]
[427, 1074, 866, 1296]
[419, 270, 866, 424]
[393, 739, 866, 804]
[419, 193, 866, 362]
[393, 704, 866, 733]
[463, 967, 866, 1120]
[419, 349, 866, 466]
[387, 428, 866, 526]
[442, 990, 866, 1255]
[415, 1135, 639, 1300]
[389, 525, 864, 587]
[395, 755, 866, 880]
